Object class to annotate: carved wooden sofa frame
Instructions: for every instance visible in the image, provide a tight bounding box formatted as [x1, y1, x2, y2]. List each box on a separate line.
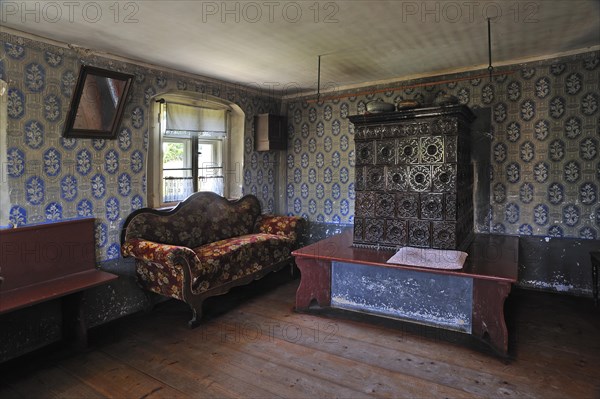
[121, 192, 305, 327]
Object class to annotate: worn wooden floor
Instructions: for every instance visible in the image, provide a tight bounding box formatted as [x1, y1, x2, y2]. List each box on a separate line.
[1, 276, 599, 398]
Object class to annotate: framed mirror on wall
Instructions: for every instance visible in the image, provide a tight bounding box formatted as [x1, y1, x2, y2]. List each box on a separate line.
[63, 65, 134, 139]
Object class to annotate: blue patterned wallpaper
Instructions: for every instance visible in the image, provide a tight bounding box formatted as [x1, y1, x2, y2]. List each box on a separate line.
[284, 51, 599, 240]
[1, 30, 598, 287]
[0, 32, 280, 262]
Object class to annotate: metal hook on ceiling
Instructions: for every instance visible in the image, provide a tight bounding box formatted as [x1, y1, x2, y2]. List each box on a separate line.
[487, 18, 494, 81]
[317, 54, 322, 104]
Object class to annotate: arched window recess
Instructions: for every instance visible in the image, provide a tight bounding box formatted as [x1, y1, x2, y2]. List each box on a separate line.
[148, 93, 244, 208]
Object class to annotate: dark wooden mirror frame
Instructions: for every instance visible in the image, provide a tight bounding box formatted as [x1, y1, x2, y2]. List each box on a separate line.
[63, 65, 134, 139]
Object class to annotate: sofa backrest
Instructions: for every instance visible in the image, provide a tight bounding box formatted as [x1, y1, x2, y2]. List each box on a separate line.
[121, 192, 262, 249]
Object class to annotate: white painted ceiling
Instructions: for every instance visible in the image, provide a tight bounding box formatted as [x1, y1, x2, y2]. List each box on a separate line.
[2, 0, 599, 95]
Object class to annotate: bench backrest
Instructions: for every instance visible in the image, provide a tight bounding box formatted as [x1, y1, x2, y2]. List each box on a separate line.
[121, 192, 262, 249]
[0, 218, 96, 292]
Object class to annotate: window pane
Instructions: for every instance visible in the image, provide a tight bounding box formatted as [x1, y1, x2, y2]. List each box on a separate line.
[197, 141, 223, 196]
[163, 141, 186, 168]
[199, 175, 224, 195]
[162, 140, 192, 202]
[197, 143, 214, 166]
[163, 174, 193, 203]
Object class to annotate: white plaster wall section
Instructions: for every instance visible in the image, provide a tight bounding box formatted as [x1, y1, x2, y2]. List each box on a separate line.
[0, 79, 8, 226]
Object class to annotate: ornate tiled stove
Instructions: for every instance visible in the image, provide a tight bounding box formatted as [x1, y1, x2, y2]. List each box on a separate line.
[349, 105, 476, 250]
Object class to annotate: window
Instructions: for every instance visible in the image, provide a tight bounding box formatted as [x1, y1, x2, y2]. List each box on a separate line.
[161, 137, 192, 202]
[159, 101, 227, 204]
[148, 93, 245, 208]
[197, 139, 223, 195]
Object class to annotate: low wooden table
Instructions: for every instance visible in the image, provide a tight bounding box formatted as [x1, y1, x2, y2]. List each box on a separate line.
[292, 231, 519, 355]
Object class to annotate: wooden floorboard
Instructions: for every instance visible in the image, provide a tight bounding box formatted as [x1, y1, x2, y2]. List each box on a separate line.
[1, 278, 599, 399]
[101, 336, 286, 398]
[242, 285, 598, 398]
[122, 312, 468, 398]
[59, 351, 188, 399]
[0, 364, 108, 399]
[103, 328, 363, 398]
[231, 301, 536, 397]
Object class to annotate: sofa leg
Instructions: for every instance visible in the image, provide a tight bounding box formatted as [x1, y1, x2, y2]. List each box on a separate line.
[188, 306, 202, 329]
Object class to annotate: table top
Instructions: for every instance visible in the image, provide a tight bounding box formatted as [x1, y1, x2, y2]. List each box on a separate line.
[293, 230, 519, 283]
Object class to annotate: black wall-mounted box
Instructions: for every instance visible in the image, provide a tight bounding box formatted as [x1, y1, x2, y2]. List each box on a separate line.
[254, 114, 287, 151]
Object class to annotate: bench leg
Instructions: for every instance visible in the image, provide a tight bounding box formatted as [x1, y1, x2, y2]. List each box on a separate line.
[295, 258, 332, 311]
[593, 262, 598, 307]
[591, 252, 599, 307]
[62, 292, 87, 350]
[472, 280, 512, 356]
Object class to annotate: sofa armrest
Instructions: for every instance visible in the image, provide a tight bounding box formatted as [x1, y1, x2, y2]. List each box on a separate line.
[122, 238, 201, 302]
[121, 238, 197, 266]
[254, 215, 306, 243]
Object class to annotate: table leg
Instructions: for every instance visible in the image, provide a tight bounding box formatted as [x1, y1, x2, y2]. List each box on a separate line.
[295, 258, 331, 310]
[472, 279, 512, 355]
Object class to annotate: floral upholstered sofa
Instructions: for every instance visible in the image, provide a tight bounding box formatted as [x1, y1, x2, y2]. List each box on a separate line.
[121, 192, 305, 327]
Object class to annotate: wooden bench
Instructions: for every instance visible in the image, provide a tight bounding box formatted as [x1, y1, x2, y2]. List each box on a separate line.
[293, 230, 519, 356]
[0, 218, 117, 349]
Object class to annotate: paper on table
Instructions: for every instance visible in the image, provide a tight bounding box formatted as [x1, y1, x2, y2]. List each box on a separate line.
[386, 246, 468, 270]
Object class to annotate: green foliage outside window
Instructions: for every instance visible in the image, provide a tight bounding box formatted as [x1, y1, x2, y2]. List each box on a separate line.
[163, 142, 184, 163]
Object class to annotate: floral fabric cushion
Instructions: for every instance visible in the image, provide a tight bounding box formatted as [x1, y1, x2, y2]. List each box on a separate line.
[190, 233, 293, 294]
[254, 215, 305, 242]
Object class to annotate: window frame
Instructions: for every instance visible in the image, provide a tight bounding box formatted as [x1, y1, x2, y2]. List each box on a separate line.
[158, 102, 228, 207]
[147, 92, 245, 209]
